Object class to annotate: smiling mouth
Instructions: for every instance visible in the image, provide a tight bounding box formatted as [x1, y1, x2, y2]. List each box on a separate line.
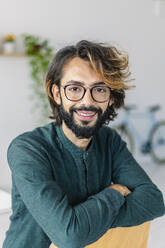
[75, 111, 96, 121]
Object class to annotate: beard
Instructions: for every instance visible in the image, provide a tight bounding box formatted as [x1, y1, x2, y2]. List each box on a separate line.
[59, 102, 112, 139]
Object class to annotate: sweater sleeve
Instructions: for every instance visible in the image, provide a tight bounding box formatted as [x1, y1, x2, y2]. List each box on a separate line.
[110, 130, 165, 228]
[7, 136, 125, 248]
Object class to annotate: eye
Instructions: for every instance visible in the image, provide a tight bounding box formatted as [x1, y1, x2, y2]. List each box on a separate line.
[74, 87, 80, 91]
[95, 87, 106, 93]
[70, 87, 79, 92]
[67, 85, 82, 93]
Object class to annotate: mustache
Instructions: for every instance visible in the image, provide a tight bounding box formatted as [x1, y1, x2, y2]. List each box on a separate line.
[70, 106, 102, 114]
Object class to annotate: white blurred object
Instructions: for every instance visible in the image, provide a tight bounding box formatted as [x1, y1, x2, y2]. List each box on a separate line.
[2, 42, 16, 54]
[0, 189, 11, 214]
[153, 0, 165, 17]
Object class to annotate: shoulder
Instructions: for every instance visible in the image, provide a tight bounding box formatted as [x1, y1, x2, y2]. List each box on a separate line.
[8, 122, 57, 158]
[96, 125, 127, 153]
[10, 122, 55, 144]
[97, 125, 121, 142]
[7, 123, 57, 177]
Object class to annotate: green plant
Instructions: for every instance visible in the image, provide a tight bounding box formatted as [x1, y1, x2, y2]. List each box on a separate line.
[23, 34, 53, 124]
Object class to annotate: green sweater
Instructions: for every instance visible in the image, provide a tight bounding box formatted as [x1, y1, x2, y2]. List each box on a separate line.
[3, 123, 165, 248]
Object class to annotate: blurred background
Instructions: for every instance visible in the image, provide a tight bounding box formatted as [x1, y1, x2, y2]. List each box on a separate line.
[0, 0, 165, 247]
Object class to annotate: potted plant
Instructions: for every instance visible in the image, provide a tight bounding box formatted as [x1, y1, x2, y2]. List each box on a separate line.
[3, 34, 16, 54]
[23, 34, 53, 124]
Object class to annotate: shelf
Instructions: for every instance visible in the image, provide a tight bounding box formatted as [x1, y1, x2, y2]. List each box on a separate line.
[0, 53, 25, 57]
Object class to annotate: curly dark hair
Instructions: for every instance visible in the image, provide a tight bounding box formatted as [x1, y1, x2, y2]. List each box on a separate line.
[46, 40, 134, 125]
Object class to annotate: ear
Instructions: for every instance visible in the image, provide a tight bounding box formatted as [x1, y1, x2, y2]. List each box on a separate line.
[109, 98, 113, 107]
[52, 84, 61, 105]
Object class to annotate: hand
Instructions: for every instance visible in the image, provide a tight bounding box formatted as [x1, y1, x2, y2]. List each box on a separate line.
[109, 184, 131, 197]
[49, 243, 57, 248]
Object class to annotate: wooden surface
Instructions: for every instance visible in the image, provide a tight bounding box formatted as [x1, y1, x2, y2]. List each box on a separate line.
[0, 53, 25, 57]
[50, 221, 150, 248]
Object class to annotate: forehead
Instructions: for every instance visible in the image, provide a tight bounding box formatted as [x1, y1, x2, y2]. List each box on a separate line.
[61, 57, 103, 85]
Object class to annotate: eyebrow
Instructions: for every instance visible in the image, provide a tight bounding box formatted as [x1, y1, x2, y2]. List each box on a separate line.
[65, 80, 106, 86]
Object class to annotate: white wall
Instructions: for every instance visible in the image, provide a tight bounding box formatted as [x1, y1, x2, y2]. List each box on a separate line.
[0, 0, 165, 190]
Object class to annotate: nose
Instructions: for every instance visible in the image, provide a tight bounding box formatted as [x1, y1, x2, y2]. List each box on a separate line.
[80, 88, 95, 106]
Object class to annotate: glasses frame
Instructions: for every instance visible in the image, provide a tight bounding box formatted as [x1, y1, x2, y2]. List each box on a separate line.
[61, 83, 111, 103]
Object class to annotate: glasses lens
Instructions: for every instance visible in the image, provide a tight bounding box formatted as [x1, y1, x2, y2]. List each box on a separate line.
[92, 86, 110, 102]
[65, 85, 84, 101]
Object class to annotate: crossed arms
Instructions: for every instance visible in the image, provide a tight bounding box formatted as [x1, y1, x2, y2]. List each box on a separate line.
[8, 134, 165, 248]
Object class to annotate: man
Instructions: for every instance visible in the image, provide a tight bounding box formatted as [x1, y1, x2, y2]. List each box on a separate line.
[3, 40, 165, 248]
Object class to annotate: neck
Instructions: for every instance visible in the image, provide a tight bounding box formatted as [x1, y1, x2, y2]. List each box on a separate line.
[61, 122, 92, 151]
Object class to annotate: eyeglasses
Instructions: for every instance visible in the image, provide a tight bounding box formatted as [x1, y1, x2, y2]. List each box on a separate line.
[61, 82, 111, 103]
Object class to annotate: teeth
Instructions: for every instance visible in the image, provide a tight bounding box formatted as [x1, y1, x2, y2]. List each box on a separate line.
[78, 112, 94, 117]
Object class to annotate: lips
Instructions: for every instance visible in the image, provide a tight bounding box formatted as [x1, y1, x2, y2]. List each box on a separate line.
[76, 111, 96, 121]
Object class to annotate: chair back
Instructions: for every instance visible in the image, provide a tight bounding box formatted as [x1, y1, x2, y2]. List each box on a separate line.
[50, 221, 150, 248]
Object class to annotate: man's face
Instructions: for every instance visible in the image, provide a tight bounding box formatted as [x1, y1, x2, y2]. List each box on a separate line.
[52, 57, 113, 138]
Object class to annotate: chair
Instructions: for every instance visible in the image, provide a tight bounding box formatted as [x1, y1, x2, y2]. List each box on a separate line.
[50, 221, 150, 248]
